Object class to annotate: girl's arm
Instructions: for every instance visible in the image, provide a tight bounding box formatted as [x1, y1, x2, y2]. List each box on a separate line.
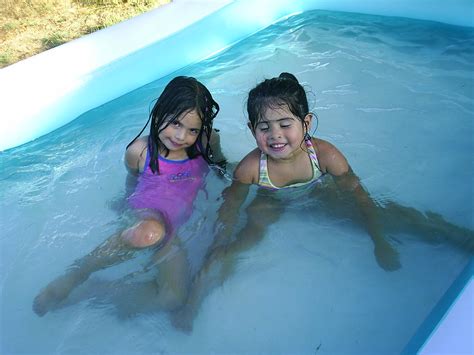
[210, 149, 259, 246]
[124, 136, 148, 175]
[208, 129, 227, 168]
[315, 138, 400, 271]
[212, 180, 250, 247]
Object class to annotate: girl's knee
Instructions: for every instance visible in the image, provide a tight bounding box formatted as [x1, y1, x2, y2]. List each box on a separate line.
[122, 219, 166, 248]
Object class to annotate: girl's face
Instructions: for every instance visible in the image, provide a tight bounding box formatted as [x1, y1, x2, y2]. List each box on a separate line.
[253, 105, 311, 161]
[158, 109, 202, 160]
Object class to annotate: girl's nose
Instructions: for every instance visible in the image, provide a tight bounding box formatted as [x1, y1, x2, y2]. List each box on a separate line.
[175, 128, 186, 141]
[270, 127, 282, 139]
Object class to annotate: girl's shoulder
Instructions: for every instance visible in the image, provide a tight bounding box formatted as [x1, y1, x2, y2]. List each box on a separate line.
[125, 136, 148, 174]
[312, 137, 349, 176]
[312, 137, 337, 155]
[233, 148, 260, 184]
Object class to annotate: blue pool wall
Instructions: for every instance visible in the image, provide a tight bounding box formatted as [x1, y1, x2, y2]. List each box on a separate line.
[403, 260, 473, 354]
[0, 0, 473, 152]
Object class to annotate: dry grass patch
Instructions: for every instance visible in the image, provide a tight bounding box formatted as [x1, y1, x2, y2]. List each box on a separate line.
[0, 0, 170, 68]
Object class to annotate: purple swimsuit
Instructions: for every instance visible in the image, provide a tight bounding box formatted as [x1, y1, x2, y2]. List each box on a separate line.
[128, 151, 209, 233]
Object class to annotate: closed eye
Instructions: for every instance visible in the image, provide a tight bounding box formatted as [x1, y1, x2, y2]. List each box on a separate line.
[280, 118, 294, 128]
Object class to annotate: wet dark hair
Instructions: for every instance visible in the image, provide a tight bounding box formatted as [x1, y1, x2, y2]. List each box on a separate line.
[247, 72, 309, 132]
[127, 76, 220, 173]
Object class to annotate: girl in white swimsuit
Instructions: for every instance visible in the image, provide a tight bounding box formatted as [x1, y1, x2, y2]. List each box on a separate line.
[171, 72, 474, 332]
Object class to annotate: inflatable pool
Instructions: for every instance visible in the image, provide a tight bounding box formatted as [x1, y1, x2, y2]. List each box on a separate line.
[0, 0, 472, 151]
[0, 1, 472, 353]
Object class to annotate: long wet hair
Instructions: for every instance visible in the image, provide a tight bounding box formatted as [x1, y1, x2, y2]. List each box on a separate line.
[127, 76, 220, 174]
[247, 72, 310, 134]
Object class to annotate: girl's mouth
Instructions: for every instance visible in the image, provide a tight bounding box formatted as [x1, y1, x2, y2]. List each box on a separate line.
[169, 140, 184, 149]
[269, 143, 287, 151]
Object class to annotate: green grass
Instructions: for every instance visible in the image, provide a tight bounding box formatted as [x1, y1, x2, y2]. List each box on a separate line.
[0, 0, 171, 68]
[41, 33, 68, 50]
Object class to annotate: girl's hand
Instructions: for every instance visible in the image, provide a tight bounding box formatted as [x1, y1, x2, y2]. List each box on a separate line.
[333, 170, 402, 272]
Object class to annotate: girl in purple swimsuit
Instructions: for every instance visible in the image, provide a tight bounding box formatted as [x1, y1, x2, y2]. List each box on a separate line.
[33, 76, 225, 317]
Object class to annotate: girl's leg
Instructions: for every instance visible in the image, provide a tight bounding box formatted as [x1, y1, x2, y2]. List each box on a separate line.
[171, 194, 285, 331]
[149, 236, 191, 311]
[380, 202, 474, 251]
[33, 216, 167, 316]
[122, 218, 166, 248]
[74, 237, 192, 318]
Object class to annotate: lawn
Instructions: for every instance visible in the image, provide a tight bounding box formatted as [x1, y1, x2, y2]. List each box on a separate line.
[0, 0, 171, 68]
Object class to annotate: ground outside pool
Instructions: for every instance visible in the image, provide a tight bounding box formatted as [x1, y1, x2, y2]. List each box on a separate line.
[0, 4, 473, 355]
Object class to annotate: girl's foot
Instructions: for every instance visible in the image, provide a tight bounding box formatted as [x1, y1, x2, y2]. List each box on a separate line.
[171, 305, 195, 333]
[33, 270, 87, 316]
[374, 239, 401, 271]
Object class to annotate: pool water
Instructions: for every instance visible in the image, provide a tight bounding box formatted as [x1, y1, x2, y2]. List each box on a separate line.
[1, 10, 473, 354]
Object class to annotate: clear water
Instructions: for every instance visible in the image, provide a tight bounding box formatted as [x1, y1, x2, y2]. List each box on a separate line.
[1, 10, 473, 354]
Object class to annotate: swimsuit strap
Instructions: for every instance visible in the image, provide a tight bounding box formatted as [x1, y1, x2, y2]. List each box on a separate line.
[144, 146, 151, 172]
[258, 153, 275, 189]
[258, 138, 323, 190]
[305, 138, 322, 174]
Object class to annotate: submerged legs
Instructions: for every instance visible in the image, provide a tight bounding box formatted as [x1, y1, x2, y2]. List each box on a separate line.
[172, 195, 284, 331]
[378, 202, 474, 252]
[33, 215, 169, 316]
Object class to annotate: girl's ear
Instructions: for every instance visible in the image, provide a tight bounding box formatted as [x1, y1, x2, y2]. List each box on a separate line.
[303, 113, 313, 133]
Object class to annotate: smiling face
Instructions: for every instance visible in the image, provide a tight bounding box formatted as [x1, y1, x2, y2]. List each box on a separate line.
[158, 109, 202, 160]
[253, 105, 311, 161]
